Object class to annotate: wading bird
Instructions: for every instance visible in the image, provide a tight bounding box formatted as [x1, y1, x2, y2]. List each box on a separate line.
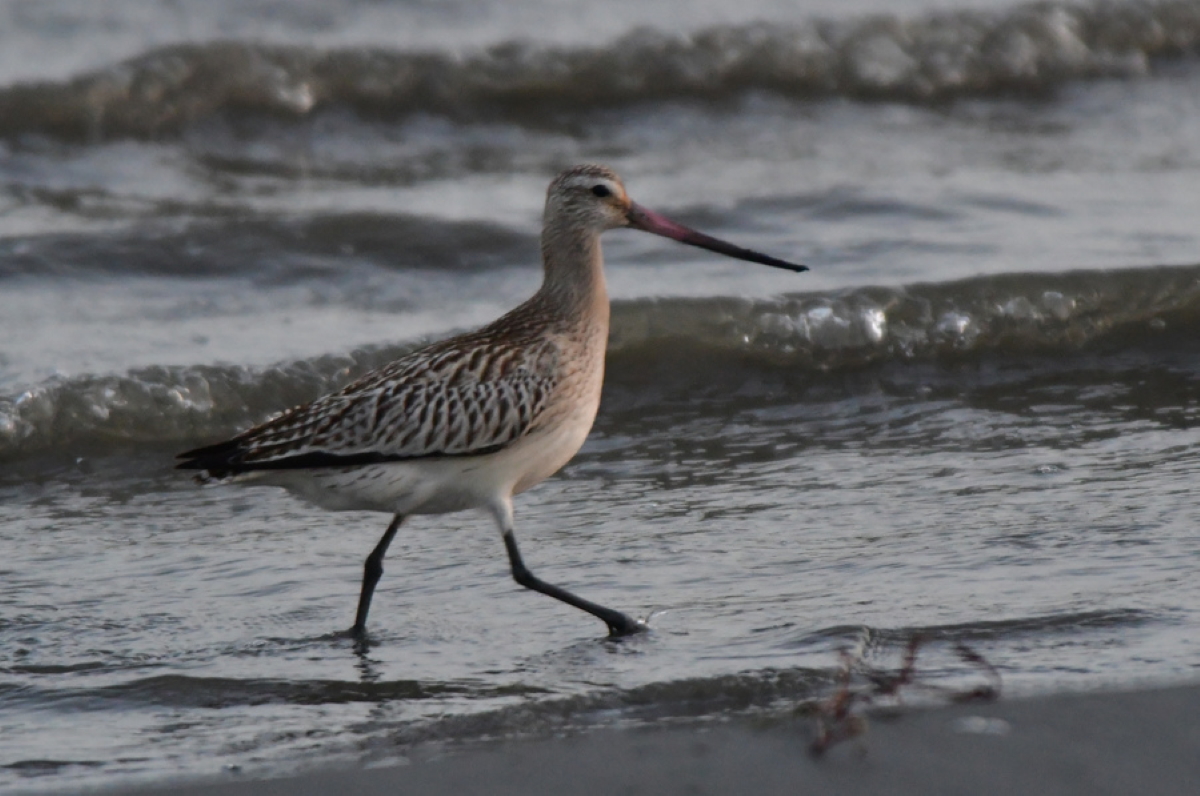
[178, 165, 805, 638]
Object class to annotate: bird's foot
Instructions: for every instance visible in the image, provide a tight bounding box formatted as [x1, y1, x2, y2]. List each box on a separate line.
[606, 613, 650, 638]
[346, 625, 376, 656]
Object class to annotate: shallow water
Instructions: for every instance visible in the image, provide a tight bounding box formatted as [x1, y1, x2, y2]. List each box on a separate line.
[2, 0, 1200, 791]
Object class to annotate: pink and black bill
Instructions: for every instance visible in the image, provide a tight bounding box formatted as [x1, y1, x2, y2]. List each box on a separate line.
[626, 202, 807, 273]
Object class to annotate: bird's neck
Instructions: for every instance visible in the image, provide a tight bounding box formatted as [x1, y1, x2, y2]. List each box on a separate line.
[537, 224, 610, 332]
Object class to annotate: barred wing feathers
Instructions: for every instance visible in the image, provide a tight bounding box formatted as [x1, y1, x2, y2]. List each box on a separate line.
[177, 337, 559, 476]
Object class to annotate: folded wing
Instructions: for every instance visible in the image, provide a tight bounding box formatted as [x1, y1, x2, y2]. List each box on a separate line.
[178, 339, 559, 476]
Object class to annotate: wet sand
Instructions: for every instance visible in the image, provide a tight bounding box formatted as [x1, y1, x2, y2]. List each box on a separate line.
[117, 682, 1200, 796]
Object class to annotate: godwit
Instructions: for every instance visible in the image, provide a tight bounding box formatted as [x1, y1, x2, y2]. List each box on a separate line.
[178, 165, 805, 638]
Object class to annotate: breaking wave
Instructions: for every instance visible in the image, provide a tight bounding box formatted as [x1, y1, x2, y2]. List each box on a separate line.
[2, 263, 1198, 463]
[0, 0, 1197, 140]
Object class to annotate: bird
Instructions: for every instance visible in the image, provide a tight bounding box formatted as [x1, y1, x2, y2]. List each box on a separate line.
[177, 164, 806, 639]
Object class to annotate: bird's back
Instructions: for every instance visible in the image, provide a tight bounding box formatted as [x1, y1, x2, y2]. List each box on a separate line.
[177, 293, 603, 491]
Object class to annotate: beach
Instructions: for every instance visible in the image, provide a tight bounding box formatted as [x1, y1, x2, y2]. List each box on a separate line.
[3, 0, 1200, 792]
[117, 682, 1200, 796]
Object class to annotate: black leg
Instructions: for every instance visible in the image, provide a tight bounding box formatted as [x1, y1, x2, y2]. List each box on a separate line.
[503, 530, 645, 637]
[352, 514, 403, 636]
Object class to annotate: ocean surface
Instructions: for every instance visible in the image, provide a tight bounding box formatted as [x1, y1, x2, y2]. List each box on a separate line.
[2, 0, 1199, 791]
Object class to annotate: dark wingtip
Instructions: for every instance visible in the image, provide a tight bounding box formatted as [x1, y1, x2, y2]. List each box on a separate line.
[176, 439, 241, 476]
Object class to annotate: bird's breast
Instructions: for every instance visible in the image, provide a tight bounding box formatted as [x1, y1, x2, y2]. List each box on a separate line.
[508, 327, 606, 495]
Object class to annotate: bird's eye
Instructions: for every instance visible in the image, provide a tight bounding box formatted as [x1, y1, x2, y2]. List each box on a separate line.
[591, 184, 611, 198]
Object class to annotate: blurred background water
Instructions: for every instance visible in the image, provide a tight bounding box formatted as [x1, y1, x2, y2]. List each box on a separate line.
[1, 0, 1199, 791]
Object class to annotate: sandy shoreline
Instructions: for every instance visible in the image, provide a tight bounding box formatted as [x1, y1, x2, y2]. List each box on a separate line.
[110, 681, 1200, 796]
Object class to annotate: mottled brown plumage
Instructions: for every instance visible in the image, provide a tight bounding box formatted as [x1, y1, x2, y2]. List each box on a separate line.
[177, 164, 805, 639]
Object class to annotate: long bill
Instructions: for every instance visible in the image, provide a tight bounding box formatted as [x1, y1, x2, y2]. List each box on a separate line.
[626, 202, 807, 273]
